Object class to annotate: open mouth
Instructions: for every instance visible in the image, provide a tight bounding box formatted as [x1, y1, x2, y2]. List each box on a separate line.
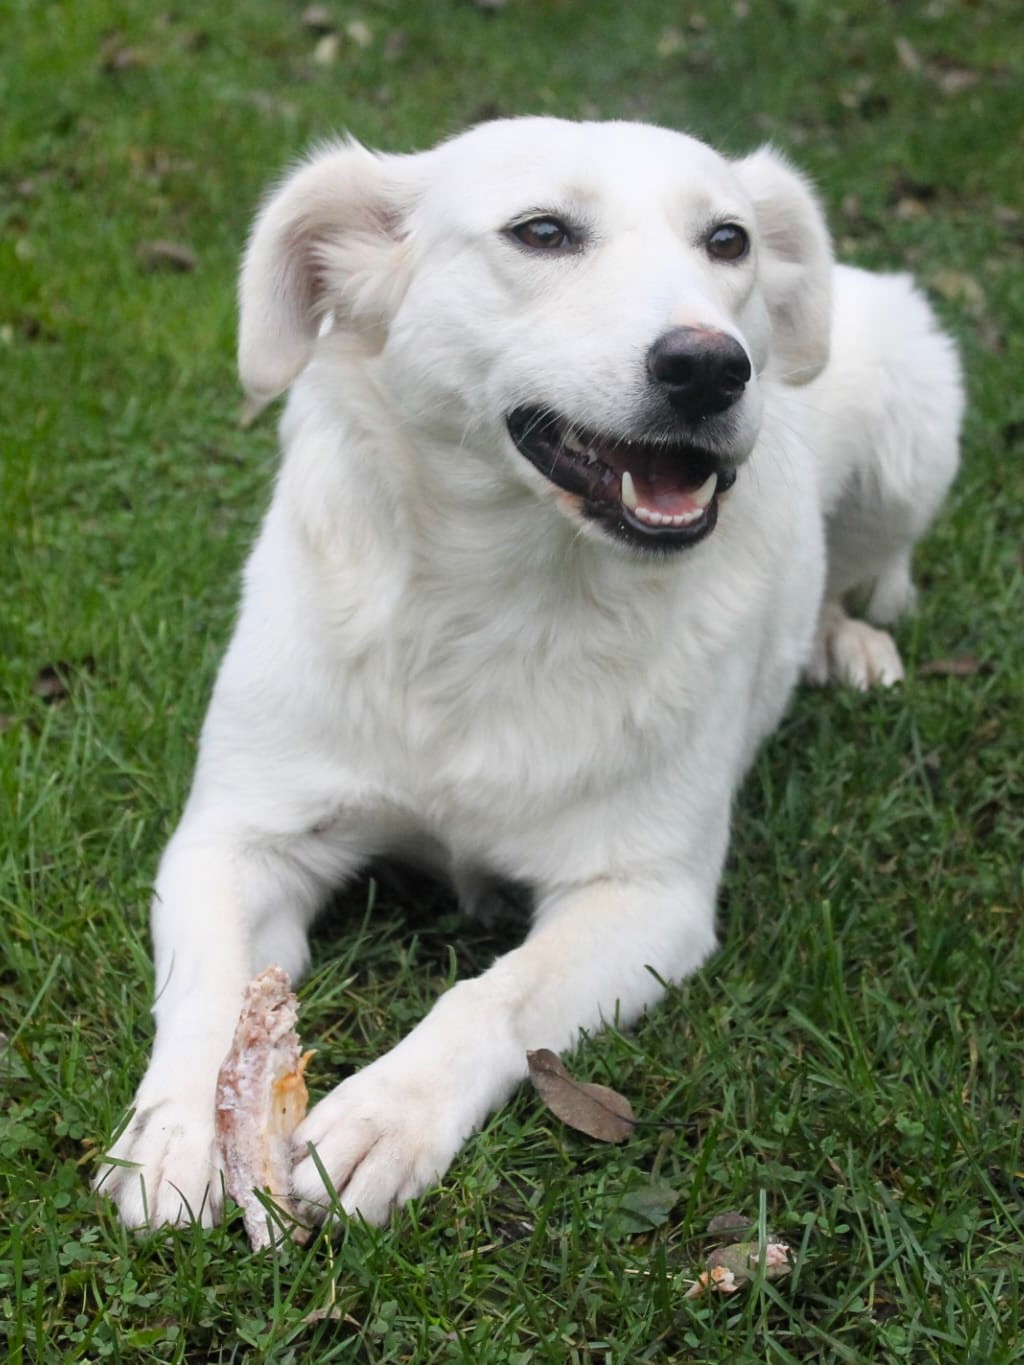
[506, 407, 737, 550]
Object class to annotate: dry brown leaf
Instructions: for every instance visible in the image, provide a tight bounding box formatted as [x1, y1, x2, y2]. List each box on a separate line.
[919, 655, 985, 678]
[526, 1048, 635, 1143]
[32, 664, 72, 703]
[933, 65, 979, 97]
[657, 27, 686, 58]
[895, 196, 929, 222]
[313, 33, 340, 65]
[99, 36, 148, 73]
[32, 657, 95, 703]
[707, 1210, 756, 1236]
[137, 240, 198, 273]
[928, 269, 985, 311]
[302, 1306, 353, 1325]
[345, 20, 373, 49]
[894, 35, 922, 74]
[301, 5, 335, 33]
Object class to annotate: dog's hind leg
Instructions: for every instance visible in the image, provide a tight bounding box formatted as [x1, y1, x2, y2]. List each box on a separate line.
[806, 269, 963, 689]
[805, 599, 905, 690]
[864, 547, 916, 626]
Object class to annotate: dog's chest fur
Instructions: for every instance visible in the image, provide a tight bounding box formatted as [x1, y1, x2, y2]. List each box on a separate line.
[212, 385, 824, 887]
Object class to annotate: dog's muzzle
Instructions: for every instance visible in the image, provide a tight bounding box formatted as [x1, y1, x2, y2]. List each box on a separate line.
[506, 407, 739, 552]
[507, 328, 749, 552]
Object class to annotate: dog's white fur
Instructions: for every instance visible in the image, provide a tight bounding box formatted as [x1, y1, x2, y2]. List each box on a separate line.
[96, 118, 962, 1231]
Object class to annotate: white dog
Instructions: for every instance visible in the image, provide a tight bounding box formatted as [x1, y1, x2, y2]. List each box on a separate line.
[96, 117, 962, 1231]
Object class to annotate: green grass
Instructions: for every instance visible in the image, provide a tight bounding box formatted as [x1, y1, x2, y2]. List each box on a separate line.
[2, 0, 1022, 1360]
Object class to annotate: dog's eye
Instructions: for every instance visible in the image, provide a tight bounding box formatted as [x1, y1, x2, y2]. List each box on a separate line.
[706, 223, 750, 262]
[507, 216, 577, 252]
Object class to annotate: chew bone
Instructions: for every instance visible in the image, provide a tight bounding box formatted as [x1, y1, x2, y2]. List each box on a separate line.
[214, 966, 313, 1249]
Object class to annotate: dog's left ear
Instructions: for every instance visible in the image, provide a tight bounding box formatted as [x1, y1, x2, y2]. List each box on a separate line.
[732, 147, 833, 384]
[238, 139, 424, 410]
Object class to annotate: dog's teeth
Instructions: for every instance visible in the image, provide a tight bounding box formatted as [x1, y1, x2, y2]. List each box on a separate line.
[632, 504, 706, 529]
[563, 428, 587, 455]
[620, 470, 639, 511]
[692, 471, 718, 509]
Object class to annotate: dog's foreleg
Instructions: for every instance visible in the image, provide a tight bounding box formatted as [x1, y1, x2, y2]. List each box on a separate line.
[291, 872, 718, 1225]
[94, 820, 331, 1229]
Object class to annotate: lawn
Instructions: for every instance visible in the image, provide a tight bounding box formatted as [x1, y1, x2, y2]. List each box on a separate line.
[1, 1, 1022, 1361]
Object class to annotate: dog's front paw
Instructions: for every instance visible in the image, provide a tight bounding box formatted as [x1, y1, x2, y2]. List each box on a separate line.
[291, 1057, 477, 1226]
[95, 1097, 223, 1230]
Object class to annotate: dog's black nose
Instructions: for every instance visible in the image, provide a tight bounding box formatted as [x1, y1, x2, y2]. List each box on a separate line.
[647, 327, 751, 421]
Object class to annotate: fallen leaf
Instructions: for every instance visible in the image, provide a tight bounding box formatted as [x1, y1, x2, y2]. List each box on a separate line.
[384, 30, 408, 60]
[895, 196, 929, 221]
[137, 240, 198, 273]
[657, 27, 686, 58]
[99, 36, 148, 73]
[932, 64, 979, 97]
[977, 318, 1005, 355]
[345, 20, 373, 49]
[919, 655, 985, 678]
[32, 658, 95, 703]
[527, 1048, 635, 1143]
[33, 666, 69, 703]
[894, 35, 922, 74]
[314, 33, 340, 64]
[928, 269, 985, 312]
[607, 1178, 679, 1238]
[707, 1210, 756, 1236]
[301, 4, 335, 33]
[840, 193, 862, 221]
[302, 1306, 351, 1325]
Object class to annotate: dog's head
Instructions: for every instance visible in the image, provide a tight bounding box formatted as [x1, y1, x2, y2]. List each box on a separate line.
[239, 118, 832, 554]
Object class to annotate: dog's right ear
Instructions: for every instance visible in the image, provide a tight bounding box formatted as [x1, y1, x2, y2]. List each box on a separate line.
[238, 139, 420, 410]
